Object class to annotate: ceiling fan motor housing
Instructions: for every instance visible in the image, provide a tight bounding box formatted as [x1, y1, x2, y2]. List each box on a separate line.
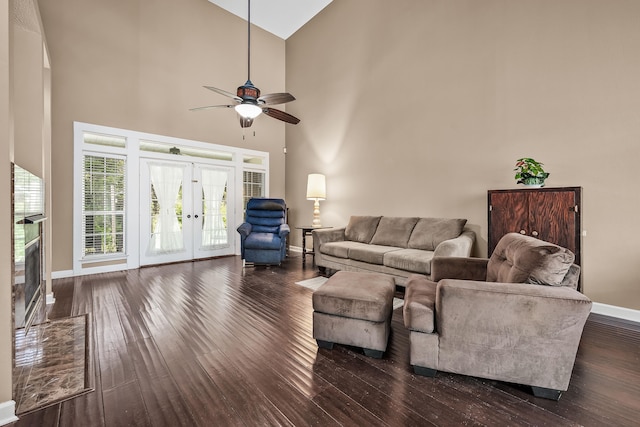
[237, 80, 260, 101]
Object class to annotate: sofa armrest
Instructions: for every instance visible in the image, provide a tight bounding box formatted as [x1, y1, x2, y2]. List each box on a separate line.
[313, 227, 346, 267]
[312, 227, 346, 251]
[431, 257, 488, 282]
[433, 229, 475, 258]
[313, 227, 346, 243]
[237, 222, 252, 238]
[279, 223, 290, 238]
[435, 279, 592, 391]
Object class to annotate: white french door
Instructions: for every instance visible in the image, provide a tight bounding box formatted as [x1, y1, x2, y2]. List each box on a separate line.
[139, 159, 235, 266]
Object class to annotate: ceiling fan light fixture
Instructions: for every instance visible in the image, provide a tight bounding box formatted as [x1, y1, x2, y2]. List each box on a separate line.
[235, 103, 262, 119]
[190, 0, 300, 128]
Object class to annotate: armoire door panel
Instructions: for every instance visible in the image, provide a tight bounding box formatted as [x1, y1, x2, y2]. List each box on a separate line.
[528, 191, 576, 253]
[488, 187, 581, 264]
[488, 191, 529, 255]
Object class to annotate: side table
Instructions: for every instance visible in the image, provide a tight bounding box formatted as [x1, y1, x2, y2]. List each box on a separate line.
[296, 226, 331, 263]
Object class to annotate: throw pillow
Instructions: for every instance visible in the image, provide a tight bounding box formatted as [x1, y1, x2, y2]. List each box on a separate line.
[344, 216, 381, 243]
[407, 218, 467, 251]
[370, 217, 419, 248]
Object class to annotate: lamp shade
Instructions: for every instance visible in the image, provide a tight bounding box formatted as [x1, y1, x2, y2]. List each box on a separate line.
[306, 173, 326, 200]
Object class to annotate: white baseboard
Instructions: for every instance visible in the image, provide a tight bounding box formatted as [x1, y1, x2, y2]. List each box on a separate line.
[288, 246, 302, 253]
[52, 269, 74, 279]
[46, 292, 56, 305]
[592, 302, 640, 324]
[0, 400, 18, 426]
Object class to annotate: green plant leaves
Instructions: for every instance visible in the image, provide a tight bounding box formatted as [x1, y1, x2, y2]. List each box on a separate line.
[514, 158, 549, 183]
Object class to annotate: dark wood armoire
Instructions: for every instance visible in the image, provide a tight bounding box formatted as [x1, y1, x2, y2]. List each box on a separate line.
[488, 187, 582, 266]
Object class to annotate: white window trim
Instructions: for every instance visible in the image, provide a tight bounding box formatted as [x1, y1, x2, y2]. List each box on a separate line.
[73, 121, 270, 276]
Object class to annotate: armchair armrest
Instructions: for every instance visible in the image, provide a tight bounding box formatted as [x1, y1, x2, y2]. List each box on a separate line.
[436, 279, 592, 391]
[431, 257, 488, 282]
[433, 229, 475, 258]
[279, 223, 290, 238]
[237, 222, 252, 237]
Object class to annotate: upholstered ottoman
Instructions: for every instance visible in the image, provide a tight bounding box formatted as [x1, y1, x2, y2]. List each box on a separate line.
[312, 271, 395, 358]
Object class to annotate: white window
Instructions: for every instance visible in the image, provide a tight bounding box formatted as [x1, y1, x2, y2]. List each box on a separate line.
[81, 154, 126, 258]
[74, 121, 270, 275]
[243, 170, 265, 209]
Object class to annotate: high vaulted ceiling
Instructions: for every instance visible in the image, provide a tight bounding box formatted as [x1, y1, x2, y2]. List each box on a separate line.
[208, 0, 333, 39]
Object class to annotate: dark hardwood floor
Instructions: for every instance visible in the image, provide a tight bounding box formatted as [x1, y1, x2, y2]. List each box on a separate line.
[13, 254, 640, 426]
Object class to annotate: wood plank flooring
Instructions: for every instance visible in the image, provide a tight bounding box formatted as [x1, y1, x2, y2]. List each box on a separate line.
[13, 254, 640, 426]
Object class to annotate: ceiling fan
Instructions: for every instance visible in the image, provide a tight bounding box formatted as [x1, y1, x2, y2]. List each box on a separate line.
[190, 0, 300, 128]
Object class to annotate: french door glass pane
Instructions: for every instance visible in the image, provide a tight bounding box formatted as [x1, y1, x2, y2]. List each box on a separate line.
[148, 164, 185, 254]
[201, 169, 228, 248]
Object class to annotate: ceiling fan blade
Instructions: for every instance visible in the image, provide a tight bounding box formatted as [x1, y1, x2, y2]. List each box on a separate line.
[240, 116, 254, 128]
[262, 108, 300, 125]
[203, 86, 242, 102]
[258, 92, 296, 105]
[189, 104, 235, 111]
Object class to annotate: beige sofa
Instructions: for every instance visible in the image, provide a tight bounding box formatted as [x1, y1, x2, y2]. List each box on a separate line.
[312, 216, 475, 285]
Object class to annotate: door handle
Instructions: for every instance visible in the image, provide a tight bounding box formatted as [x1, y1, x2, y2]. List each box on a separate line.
[194, 214, 199, 219]
[519, 230, 526, 235]
[532, 230, 539, 237]
[187, 214, 191, 218]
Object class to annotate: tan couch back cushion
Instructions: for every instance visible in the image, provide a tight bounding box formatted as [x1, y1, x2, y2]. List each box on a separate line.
[345, 216, 381, 243]
[487, 233, 575, 286]
[407, 218, 467, 251]
[370, 217, 419, 248]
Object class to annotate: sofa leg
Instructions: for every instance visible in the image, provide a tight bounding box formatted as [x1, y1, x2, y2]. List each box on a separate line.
[531, 386, 563, 401]
[413, 365, 437, 377]
[316, 340, 334, 350]
[363, 348, 384, 359]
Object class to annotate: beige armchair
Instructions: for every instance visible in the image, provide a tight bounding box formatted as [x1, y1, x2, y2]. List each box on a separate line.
[403, 233, 592, 400]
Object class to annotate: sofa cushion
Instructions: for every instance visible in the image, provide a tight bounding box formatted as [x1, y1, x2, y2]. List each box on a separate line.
[383, 249, 434, 274]
[345, 216, 381, 243]
[408, 218, 467, 251]
[370, 217, 419, 248]
[321, 241, 370, 259]
[486, 233, 575, 286]
[348, 245, 401, 265]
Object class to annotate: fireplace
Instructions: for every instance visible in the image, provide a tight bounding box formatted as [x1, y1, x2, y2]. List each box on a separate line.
[13, 164, 45, 332]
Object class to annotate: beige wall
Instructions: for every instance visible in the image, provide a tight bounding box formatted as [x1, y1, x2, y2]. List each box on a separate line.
[38, 0, 288, 272]
[285, 0, 640, 309]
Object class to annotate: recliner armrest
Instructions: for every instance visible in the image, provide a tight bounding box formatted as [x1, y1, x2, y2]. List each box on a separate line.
[431, 257, 488, 282]
[279, 223, 290, 237]
[237, 222, 252, 237]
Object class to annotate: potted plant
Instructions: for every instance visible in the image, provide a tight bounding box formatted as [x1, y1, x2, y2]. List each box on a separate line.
[514, 157, 550, 187]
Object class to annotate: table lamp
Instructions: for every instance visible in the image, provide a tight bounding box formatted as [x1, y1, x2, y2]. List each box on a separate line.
[306, 173, 326, 227]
